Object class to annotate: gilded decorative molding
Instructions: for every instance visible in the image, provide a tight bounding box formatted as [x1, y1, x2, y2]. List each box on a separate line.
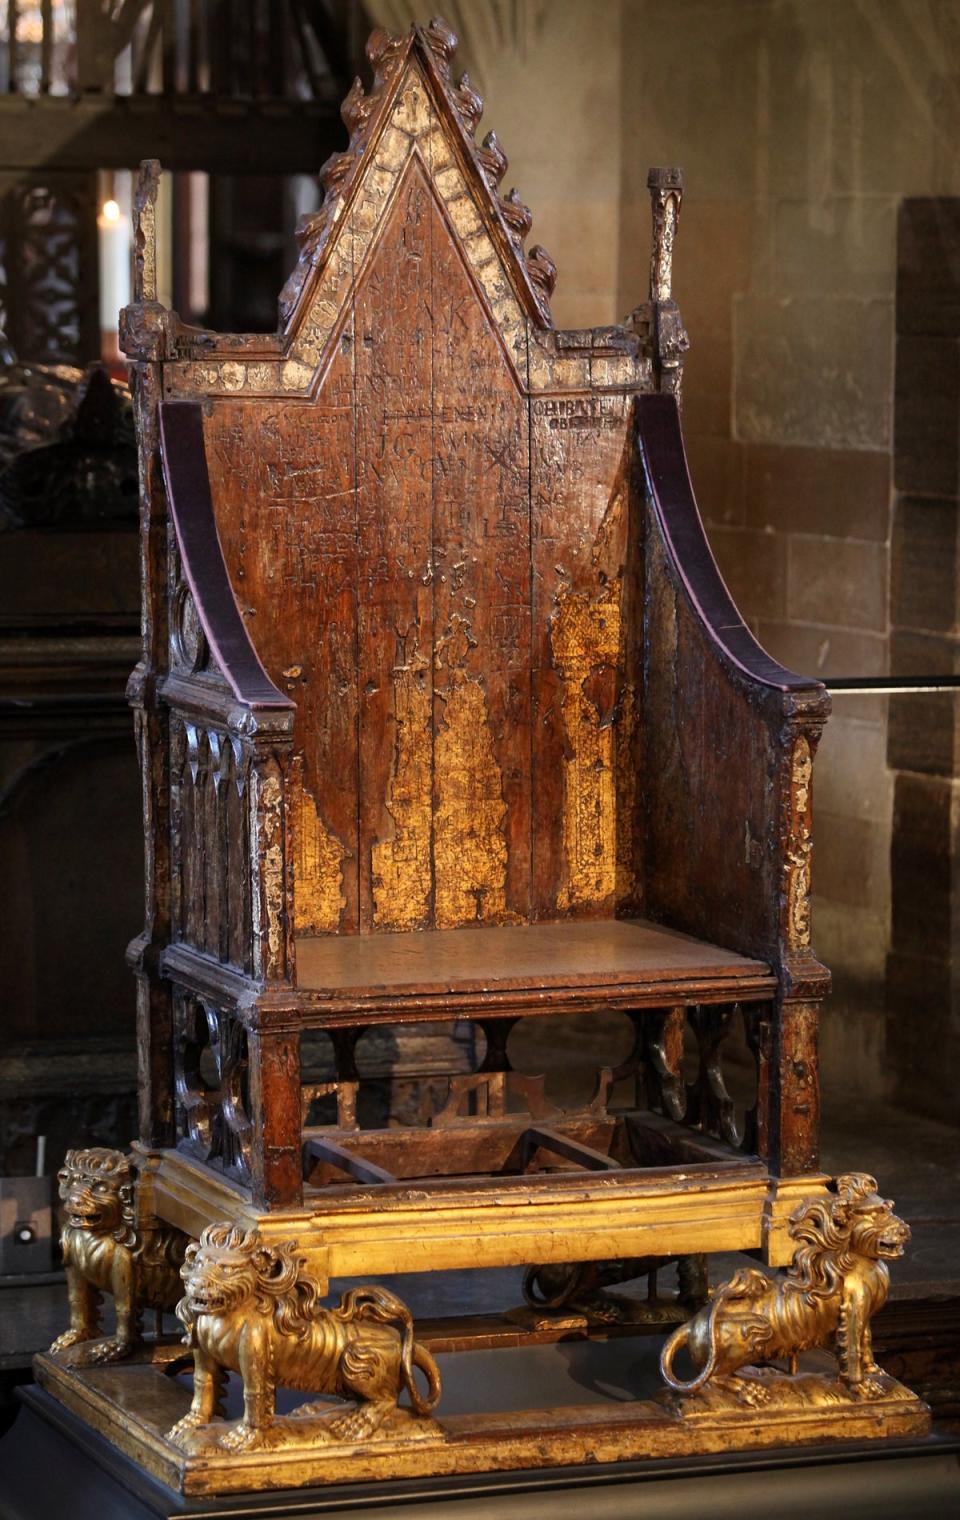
[168, 1224, 442, 1452]
[49, 1148, 189, 1366]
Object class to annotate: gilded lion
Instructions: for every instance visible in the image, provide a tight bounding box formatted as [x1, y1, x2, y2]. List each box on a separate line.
[168, 1223, 442, 1451]
[49, 1147, 188, 1365]
[661, 1173, 910, 1400]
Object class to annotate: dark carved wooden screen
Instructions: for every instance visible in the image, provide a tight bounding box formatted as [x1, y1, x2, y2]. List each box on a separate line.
[167, 25, 649, 942]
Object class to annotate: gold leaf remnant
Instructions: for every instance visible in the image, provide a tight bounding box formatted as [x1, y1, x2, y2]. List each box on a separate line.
[786, 735, 813, 948]
[434, 676, 508, 928]
[551, 579, 623, 911]
[372, 634, 433, 929]
[289, 757, 346, 935]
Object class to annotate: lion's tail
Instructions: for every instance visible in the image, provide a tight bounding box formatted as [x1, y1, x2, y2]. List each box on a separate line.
[659, 1302, 720, 1393]
[337, 1287, 441, 1415]
[406, 1341, 442, 1416]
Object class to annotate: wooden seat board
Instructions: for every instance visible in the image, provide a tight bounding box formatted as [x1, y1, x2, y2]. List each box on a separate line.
[295, 917, 769, 996]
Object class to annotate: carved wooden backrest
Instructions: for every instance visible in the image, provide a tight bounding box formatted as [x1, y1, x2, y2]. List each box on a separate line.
[149, 21, 683, 942]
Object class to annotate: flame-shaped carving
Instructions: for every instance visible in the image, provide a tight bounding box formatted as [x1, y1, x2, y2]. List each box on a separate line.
[499, 187, 533, 245]
[477, 130, 508, 190]
[366, 25, 406, 86]
[423, 15, 458, 76]
[453, 71, 483, 135]
[527, 244, 558, 305]
[277, 23, 408, 324]
[341, 75, 374, 135]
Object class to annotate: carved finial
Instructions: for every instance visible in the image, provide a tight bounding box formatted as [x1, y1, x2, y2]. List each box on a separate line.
[499, 187, 533, 246]
[133, 158, 161, 305]
[366, 25, 405, 87]
[453, 71, 483, 135]
[477, 130, 508, 189]
[647, 166, 683, 303]
[423, 15, 458, 76]
[527, 244, 558, 303]
[646, 167, 688, 397]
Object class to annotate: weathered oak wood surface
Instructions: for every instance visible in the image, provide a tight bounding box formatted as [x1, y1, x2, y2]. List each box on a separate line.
[295, 918, 770, 992]
[120, 17, 830, 1210]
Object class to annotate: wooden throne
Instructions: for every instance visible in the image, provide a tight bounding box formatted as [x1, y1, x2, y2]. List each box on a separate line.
[125, 16, 831, 1237]
[34, 17, 929, 1495]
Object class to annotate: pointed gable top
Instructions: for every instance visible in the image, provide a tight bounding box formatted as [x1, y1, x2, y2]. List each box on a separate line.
[277, 17, 557, 336]
[131, 15, 681, 402]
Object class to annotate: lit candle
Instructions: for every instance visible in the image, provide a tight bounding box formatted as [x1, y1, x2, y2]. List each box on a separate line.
[98, 198, 131, 335]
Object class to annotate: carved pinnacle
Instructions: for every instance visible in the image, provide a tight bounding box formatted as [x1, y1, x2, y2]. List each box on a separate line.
[133, 158, 161, 305]
[340, 76, 371, 136]
[424, 16, 458, 75]
[647, 166, 683, 304]
[499, 187, 533, 244]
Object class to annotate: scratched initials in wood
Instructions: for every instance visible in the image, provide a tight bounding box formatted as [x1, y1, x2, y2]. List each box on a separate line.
[203, 63, 640, 935]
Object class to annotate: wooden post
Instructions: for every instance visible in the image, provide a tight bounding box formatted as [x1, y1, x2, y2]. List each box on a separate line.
[247, 1024, 302, 1209]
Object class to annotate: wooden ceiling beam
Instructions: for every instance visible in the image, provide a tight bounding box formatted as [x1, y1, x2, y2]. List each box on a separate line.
[0, 96, 344, 175]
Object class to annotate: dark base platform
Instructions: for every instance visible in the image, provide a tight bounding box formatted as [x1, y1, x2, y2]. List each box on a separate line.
[2, 1387, 959, 1520]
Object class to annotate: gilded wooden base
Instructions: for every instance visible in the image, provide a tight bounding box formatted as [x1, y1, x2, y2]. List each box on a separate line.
[34, 1343, 930, 1498]
[136, 1145, 827, 1283]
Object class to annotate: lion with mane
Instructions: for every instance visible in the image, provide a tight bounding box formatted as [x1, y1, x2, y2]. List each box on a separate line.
[660, 1173, 910, 1400]
[168, 1222, 442, 1451]
[49, 1147, 187, 1365]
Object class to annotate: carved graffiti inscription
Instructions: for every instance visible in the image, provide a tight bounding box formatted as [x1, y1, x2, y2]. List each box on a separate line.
[202, 93, 637, 937]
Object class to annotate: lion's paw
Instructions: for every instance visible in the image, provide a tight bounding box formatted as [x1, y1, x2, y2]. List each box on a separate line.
[48, 1329, 88, 1356]
[167, 1412, 209, 1448]
[82, 1336, 134, 1366]
[219, 1422, 275, 1453]
[850, 1372, 890, 1401]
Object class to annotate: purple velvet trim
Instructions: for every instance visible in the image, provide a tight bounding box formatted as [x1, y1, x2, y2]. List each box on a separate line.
[159, 399, 293, 710]
[636, 393, 825, 696]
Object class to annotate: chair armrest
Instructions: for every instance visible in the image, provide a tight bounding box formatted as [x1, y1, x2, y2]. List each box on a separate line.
[635, 393, 830, 992]
[158, 398, 294, 714]
[154, 399, 296, 986]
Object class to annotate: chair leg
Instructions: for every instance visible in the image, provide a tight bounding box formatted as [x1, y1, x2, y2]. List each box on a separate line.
[770, 997, 820, 1175]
